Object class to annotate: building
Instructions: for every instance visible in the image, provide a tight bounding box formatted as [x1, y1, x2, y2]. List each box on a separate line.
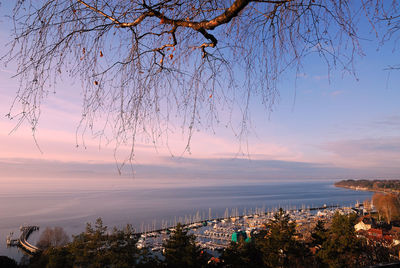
[355, 216, 375, 231]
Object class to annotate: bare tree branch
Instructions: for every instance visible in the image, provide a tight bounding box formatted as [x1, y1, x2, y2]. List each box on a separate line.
[2, 0, 398, 164]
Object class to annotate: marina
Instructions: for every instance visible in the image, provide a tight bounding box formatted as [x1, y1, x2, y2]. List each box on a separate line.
[131, 204, 358, 253]
[5, 204, 359, 255]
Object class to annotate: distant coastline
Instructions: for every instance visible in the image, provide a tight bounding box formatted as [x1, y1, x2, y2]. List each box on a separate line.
[334, 179, 400, 194]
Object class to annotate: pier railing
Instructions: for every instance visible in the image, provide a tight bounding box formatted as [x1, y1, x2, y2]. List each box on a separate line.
[6, 226, 41, 254]
[19, 226, 40, 254]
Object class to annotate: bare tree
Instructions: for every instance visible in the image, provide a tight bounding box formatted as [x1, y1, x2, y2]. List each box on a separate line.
[37, 226, 70, 249]
[372, 193, 400, 223]
[2, 1, 398, 161]
[379, 1, 400, 70]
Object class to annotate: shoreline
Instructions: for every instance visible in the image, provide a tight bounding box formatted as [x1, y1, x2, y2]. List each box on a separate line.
[334, 185, 376, 192]
[334, 184, 398, 195]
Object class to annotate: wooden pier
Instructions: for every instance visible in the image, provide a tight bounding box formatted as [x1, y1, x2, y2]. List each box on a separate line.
[19, 226, 40, 253]
[6, 225, 40, 254]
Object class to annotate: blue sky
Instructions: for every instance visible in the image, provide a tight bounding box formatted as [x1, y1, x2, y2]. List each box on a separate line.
[0, 2, 399, 184]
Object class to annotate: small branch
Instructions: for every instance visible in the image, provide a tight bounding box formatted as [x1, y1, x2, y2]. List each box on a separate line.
[196, 28, 218, 58]
[77, 0, 155, 27]
[152, 26, 178, 52]
[120, 11, 156, 27]
[77, 0, 123, 25]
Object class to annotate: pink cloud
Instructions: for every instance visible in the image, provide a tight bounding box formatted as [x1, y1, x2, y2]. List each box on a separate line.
[319, 137, 400, 168]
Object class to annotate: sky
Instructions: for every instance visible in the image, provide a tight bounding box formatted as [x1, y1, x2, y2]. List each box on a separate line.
[0, 2, 399, 185]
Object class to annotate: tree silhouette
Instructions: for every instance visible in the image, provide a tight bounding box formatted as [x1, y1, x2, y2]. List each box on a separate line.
[317, 212, 362, 268]
[222, 239, 263, 268]
[3, 1, 399, 158]
[68, 218, 140, 267]
[256, 208, 309, 267]
[310, 220, 327, 249]
[163, 223, 208, 267]
[0, 256, 18, 268]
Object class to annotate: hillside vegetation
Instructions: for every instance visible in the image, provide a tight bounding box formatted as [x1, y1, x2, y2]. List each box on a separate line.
[335, 180, 400, 192]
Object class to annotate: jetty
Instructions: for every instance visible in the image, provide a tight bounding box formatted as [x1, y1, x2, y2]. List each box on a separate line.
[6, 225, 40, 254]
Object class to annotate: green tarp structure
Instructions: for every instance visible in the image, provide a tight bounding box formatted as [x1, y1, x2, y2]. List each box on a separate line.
[231, 231, 251, 243]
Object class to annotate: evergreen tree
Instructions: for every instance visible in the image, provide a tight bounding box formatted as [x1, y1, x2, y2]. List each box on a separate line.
[317, 212, 362, 268]
[69, 218, 110, 267]
[310, 220, 327, 248]
[163, 223, 208, 268]
[221, 239, 263, 268]
[255, 208, 310, 268]
[309, 220, 328, 267]
[44, 247, 74, 268]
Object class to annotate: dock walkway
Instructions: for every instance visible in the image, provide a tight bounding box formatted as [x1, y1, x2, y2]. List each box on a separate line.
[6, 225, 40, 254]
[19, 226, 40, 253]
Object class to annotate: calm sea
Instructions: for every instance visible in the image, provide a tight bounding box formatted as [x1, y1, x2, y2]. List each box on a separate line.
[0, 178, 373, 261]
